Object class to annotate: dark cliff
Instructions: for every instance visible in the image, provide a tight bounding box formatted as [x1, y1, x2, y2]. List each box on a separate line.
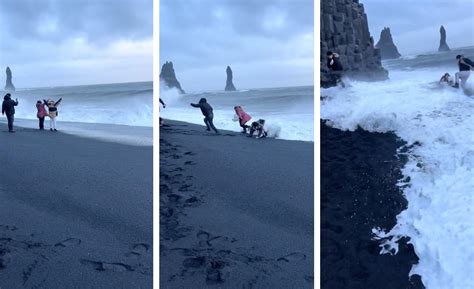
[375, 27, 401, 60]
[5, 66, 15, 91]
[438, 25, 450, 52]
[160, 61, 185, 94]
[225, 66, 236, 91]
[321, 0, 388, 88]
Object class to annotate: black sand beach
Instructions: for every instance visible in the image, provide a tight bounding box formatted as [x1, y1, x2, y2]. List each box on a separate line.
[160, 120, 314, 288]
[0, 123, 152, 288]
[320, 120, 424, 289]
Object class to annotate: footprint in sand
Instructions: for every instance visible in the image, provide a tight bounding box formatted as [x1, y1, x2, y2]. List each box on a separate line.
[160, 207, 174, 218]
[168, 194, 182, 202]
[0, 225, 18, 231]
[185, 196, 200, 206]
[125, 243, 150, 258]
[196, 231, 211, 247]
[277, 252, 306, 263]
[179, 184, 192, 192]
[80, 259, 135, 272]
[54, 238, 82, 248]
[182, 256, 206, 268]
[131, 243, 150, 255]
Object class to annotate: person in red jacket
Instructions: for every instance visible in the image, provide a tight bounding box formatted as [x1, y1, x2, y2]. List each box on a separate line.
[36, 100, 48, 130]
[234, 106, 252, 133]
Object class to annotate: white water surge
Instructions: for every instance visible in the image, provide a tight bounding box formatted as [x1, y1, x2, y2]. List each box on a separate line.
[321, 48, 474, 289]
[160, 85, 314, 142]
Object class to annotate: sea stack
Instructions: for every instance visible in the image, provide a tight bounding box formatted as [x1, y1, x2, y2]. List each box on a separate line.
[159, 61, 185, 94]
[438, 25, 450, 52]
[375, 27, 401, 60]
[5, 66, 15, 91]
[320, 0, 388, 88]
[225, 66, 236, 91]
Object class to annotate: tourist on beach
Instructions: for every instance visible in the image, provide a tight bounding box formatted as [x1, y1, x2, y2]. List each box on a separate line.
[233, 106, 251, 133]
[160, 98, 166, 127]
[453, 55, 473, 88]
[2, 93, 19, 133]
[36, 100, 48, 130]
[327, 51, 345, 87]
[248, 119, 267, 139]
[44, 97, 62, 131]
[190, 98, 219, 134]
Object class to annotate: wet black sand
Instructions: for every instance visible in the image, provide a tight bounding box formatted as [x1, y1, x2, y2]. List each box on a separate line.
[320, 120, 424, 289]
[0, 123, 152, 288]
[160, 120, 314, 288]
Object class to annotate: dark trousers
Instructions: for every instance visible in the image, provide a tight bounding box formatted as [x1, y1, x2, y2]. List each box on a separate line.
[6, 114, 14, 131]
[204, 113, 219, 133]
[38, 117, 45, 129]
[240, 122, 249, 132]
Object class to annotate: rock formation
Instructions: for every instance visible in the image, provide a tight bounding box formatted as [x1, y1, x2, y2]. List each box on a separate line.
[224, 66, 236, 91]
[320, 0, 388, 88]
[438, 25, 450, 52]
[375, 27, 401, 60]
[159, 61, 185, 94]
[5, 66, 15, 91]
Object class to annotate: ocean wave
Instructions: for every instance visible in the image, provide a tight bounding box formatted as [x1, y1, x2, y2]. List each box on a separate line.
[8, 82, 153, 127]
[322, 67, 474, 289]
[160, 86, 314, 141]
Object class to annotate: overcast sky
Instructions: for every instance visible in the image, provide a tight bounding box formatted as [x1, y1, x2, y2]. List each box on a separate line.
[363, 0, 474, 55]
[0, 0, 152, 88]
[160, 0, 314, 92]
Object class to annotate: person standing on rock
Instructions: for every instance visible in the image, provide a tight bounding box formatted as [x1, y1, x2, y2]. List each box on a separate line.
[327, 51, 345, 87]
[159, 98, 166, 127]
[190, 98, 219, 134]
[453, 55, 474, 88]
[2, 93, 19, 133]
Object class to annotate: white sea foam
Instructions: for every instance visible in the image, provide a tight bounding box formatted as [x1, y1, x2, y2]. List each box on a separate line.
[3, 82, 153, 127]
[322, 67, 474, 288]
[3, 118, 152, 146]
[160, 86, 314, 141]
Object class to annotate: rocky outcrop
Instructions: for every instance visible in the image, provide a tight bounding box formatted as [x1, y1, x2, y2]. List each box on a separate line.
[375, 27, 401, 60]
[225, 66, 236, 91]
[320, 0, 388, 88]
[5, 67, 15, 91]
[160, 61, 185, 94]
[438, 25, 450, 52]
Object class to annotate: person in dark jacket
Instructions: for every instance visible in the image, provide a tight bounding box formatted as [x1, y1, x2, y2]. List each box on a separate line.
[248, 119, 267, 139]
[190, 98, 219, 134]
[453, 55, 473, 88]
[327, 51, 345, 87]
[159, 98, 166, 127]
[2, 93, 19, 132]
[327, 51, 343, 71]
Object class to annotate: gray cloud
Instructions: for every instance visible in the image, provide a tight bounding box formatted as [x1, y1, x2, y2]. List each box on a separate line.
[160, 0, 314, 91]
[0, 0, 152, 87]
[0, 0, 152, 43]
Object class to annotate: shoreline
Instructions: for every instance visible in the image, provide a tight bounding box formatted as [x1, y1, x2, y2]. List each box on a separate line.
[0, 123, 152, 288]
[320, 120, 424, 289]
[160, 119, 314, 288]
[0, 118, 152, 146]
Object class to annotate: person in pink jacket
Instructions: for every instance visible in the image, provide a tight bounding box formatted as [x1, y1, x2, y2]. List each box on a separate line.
[36, 100, 48, 130]
[234, 106, 252, 133]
